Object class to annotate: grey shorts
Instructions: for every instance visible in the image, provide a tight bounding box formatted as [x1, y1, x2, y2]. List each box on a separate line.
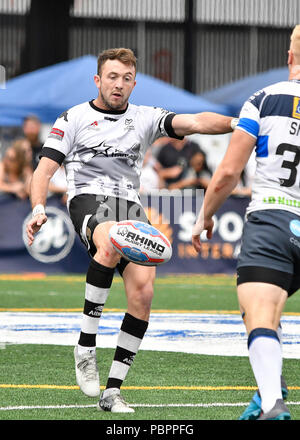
[69, 194, 149, 269]
[237, 209, 300, 296]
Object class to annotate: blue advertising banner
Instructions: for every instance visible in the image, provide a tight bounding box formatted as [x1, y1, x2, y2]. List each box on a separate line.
[140, 192, 249, 274]
[0, 194, 90, 274]
[0, 192, 250, 275]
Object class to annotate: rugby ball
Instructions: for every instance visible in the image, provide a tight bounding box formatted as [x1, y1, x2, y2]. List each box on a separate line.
[109, 220, 172, 266]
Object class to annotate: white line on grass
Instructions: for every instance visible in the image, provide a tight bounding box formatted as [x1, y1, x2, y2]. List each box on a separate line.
[1, 402, 300, 411]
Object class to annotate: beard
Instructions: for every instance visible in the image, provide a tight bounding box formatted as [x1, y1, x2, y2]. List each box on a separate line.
[100, 90, 128, 111]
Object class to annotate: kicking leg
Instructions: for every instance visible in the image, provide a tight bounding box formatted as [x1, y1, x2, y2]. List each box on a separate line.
[99, 264, 155, 413]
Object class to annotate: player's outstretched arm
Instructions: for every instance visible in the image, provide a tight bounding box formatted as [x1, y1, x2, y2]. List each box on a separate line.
[171, 112, 238, 137]
[26, 157, 60, 246]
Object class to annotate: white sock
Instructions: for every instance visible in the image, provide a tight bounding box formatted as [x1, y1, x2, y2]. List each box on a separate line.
[248, 330, 282, 413]
[77, 345, 96, 356]
[102, 387, 120, 399]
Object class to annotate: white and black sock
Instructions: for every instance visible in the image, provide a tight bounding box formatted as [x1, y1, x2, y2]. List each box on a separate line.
[78, 259, 114, 355]
[103, 312, 148, 397]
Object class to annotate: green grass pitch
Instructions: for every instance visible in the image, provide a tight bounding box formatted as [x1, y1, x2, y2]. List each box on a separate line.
[0, 274, 299, 421]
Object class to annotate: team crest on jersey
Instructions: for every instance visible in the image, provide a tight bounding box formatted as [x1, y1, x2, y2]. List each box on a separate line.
[292, 97, 300, 119]
[125, 118, 135, 131]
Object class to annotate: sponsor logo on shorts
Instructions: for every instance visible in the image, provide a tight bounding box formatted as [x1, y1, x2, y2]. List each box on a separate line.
[289, 219, 300, 237]
[290, 237, 300, 249]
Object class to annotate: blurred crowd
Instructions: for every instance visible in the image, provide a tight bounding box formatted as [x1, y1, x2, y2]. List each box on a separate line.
[0, 115, 67, 203]
[0, 115, 252, 202]
[140, 136, 252, 196]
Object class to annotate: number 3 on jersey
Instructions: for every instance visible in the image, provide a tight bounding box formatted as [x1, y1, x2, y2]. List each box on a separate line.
[276, 143, 300, 187]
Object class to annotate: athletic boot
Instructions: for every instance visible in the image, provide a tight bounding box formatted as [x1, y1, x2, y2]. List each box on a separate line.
[74, 346, 100, 397]
[239, 376, 288, 420]
[258, 398, 291, 420]
[98, 390, 134, 413]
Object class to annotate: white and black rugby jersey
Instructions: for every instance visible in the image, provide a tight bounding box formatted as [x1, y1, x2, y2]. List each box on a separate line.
[237, 80, 300, 216]
[41, 100, 182, 205]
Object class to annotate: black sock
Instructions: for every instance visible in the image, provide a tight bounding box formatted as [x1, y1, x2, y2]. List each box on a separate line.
[78, 259, 114, 351]
[105, 312, 148, 391]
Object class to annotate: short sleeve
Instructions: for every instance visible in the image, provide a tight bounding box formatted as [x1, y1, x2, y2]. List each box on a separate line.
[139, 107, 183, 147]
[236, 89, 266, 139]
[41, 109, 75, 163]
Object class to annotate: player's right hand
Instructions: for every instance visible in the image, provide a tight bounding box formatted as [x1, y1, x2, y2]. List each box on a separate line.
[191, 217, 214, 253]
[26, 214, 48, 246]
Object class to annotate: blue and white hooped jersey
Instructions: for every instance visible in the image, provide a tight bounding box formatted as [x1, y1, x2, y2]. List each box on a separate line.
[237, 80, 300, 216]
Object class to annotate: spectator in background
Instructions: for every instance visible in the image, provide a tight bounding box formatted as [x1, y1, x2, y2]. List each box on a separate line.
[0, 139, 33, 199]
[23, 115, 43, 170]
[155, 137, 205, 188]
[14, 137, 33, 170]
[167, 149, 212, 191]
[139, 150, 163, 193]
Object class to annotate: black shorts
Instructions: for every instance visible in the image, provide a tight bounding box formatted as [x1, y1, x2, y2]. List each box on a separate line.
[237, 209, 300, 296]
[69, 194, 150, 274]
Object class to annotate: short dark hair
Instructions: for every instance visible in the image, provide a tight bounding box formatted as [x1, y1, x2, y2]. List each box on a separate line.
[23, 114, 41, 125]
[97, 48, 137, 76]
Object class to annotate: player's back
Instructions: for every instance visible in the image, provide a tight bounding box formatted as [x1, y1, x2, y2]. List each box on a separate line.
[237, 80, 300, 215]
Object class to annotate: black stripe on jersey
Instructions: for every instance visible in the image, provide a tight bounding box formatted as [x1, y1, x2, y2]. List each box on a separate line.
[163, 113, 184, 140]
[40, 147, 65, 165]
[260, 94, 295, 119]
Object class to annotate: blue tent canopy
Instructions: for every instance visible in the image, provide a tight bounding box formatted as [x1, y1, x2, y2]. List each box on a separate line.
[0, 55, 230, 126]
[202, 67, 289, 116]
